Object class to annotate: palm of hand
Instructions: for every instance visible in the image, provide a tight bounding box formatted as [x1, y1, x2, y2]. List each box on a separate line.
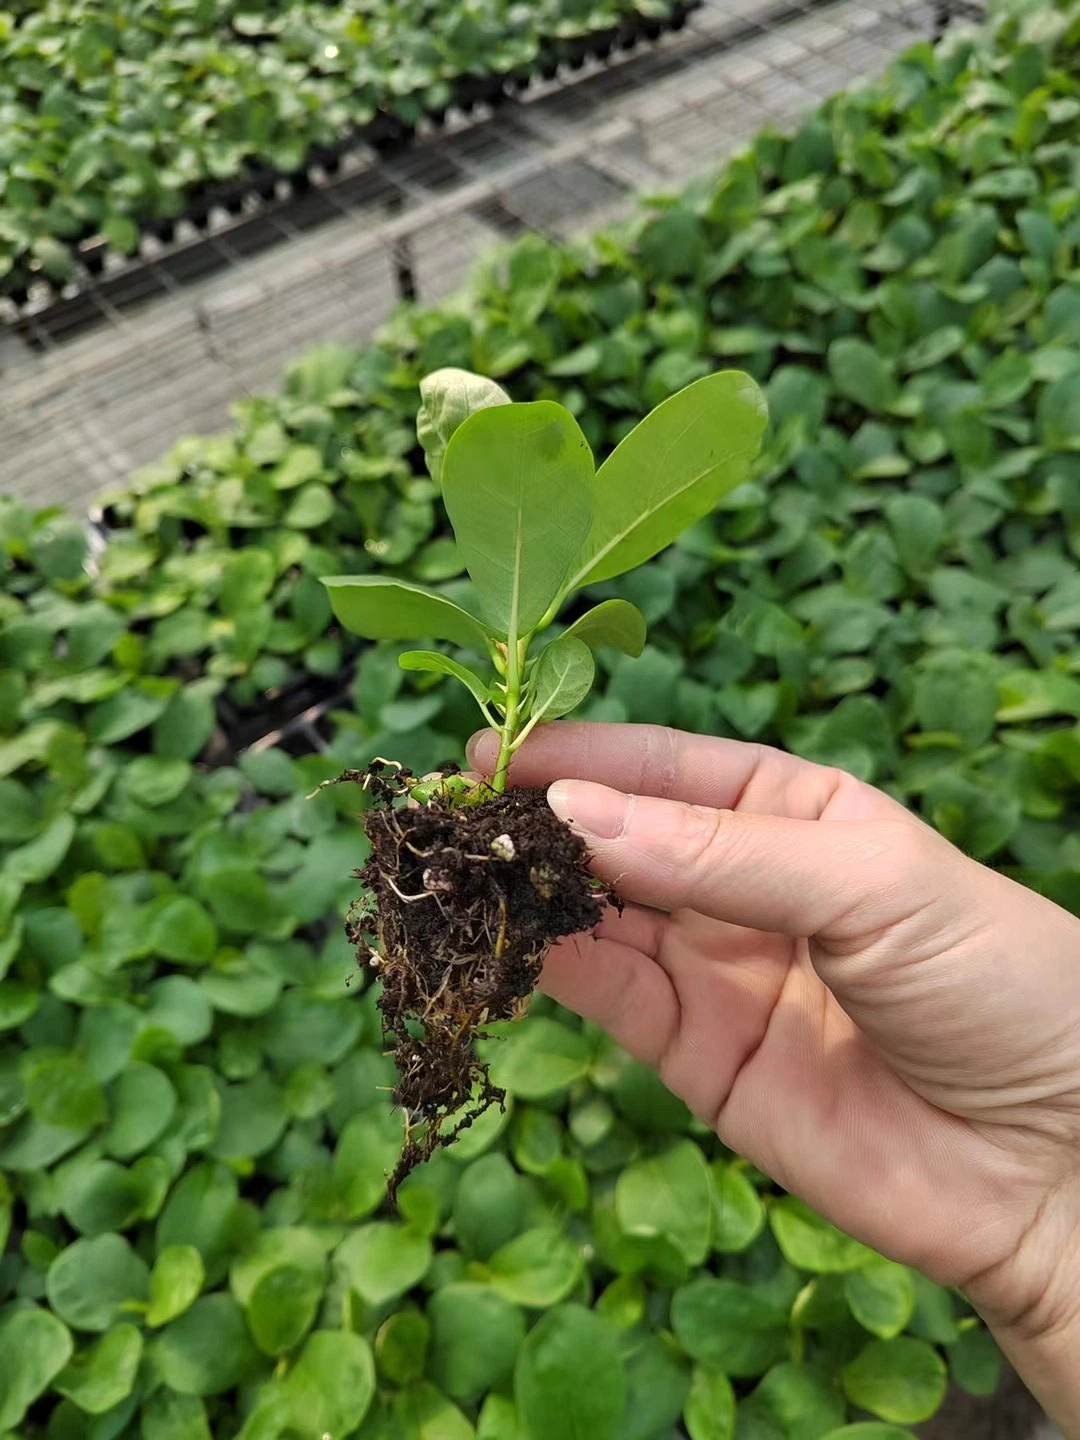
[524, 730, 1080, 1331]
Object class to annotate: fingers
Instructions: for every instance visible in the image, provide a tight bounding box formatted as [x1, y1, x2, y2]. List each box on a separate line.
[547, 778, 946, 943]
[468, 722, 895, 822]
[540, 932, 678, 1072]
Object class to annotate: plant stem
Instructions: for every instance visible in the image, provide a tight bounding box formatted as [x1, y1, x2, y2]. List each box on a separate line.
[492, 638, 525, 793]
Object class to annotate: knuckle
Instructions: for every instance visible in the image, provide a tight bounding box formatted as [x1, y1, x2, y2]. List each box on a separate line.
[640, 724, 680, 798]
[675, 803, 732, 880]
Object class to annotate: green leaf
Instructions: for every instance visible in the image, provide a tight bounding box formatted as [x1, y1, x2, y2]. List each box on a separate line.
[442, 401, 594, 635]
[156, 1162, 240, 1278]
[1037, 372, 1080, 448]
[284, 482, 335, 528]
[392, 1381, 474, 1440]
[4, 814, 75, 884]
[140, 1392, 212, 1440]
[376, 1311, 430, 1386]
[844, 1259, 916, 1340]
[621, 1333, 691, 1440]
[483, 1226, 583, 1308]
[770, 1197, 875, 1273]
[150, 897, 218, 965]
[528, 635, 595, 724]
[335, 1222, 432, 1306]
[209, 1074, 288, 1159]
[333, 1109, 403, 1219]
[147, 1245, 205, 1327]
[22, 1051, 105, 1130]
[515, 1304, 626, 1440]
[279, 1331, 375, 1437]
[478, 1394, 526, 1440]
[271, 444, 322, 489]
[0, 1308, 74, 1430]
[571, 372, 767, 589]
[615, 1139, 712, 1265]
[822, 1429, 917, 1440]
[429, 1283, 526, 1403]
[400, 650, 492, 717]
[559, 599, 647, 657]
[47, 1234, 150, 1332]
[684, 1365, 736, 1440]
[746, 1362, 846, 1440]
[153, 1294, 259, 1396]
[842, 1338, 947, 1424]
[453, 1152, 526, 1261]
[948, 1326, 1001, 1397]
[324, 575, 491, 649]
[248, 1263, 324, 1356]
[89, 681, 175, 745]
[828, 339, 899, 412]
[998, 669, 1080, 722]
[711, 1162, 766, 1253]
[102, 1062, 177, 1158]
[54, 1324, 143, 1414]
[671, 1278, 787, 1377]
[418, 367, 512, 484]
[482, 1016, 592, 1099]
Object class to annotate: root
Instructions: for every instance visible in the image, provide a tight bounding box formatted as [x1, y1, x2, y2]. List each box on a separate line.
[341, 766, 608, 1198]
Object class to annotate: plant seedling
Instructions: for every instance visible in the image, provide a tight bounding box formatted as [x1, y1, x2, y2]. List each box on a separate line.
[323, 366, 767, 1188]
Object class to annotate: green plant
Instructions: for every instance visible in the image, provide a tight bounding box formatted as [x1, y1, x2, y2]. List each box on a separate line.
[316, 368, 765, 1187]
[324, 366, 766, 791]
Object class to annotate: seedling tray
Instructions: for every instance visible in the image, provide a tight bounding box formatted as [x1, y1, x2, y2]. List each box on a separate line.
[3, 2, 700, 312]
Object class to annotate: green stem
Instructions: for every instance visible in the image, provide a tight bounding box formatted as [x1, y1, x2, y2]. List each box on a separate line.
[492, 638, 525, 793]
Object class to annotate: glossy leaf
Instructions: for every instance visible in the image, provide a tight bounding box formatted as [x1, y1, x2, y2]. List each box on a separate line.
[559, 599, 647, 657]
[842, 1339, 947, 1424]
[324, 575, 491, 649]
[569, 372, 767, 589]
[0, 1308, 74, 1430]
[515, 1304, 626, 1440]
[442, 401, 594, 635]
[53, 1324, 143, 1414]
[399, 650, 493, 717]
[528, 635, 595, 724]
[615, 1140, 712, 1266]
[844, 1259, 916, 1340]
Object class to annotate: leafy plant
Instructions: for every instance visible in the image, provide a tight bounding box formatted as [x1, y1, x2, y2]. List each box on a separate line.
[325, 367, 766, 790]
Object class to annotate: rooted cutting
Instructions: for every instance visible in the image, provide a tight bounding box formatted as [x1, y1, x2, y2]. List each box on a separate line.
[323, 365, 767, 1189]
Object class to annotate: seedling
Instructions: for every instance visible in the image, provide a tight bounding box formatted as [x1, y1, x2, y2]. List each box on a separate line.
[323, 366, 767, 1187]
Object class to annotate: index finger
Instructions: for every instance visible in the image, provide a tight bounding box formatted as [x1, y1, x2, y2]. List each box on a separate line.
[467, 722, 891, 823]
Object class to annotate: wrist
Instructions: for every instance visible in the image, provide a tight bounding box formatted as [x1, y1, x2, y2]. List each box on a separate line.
[968, 1179, 1080, 1437]
[989, 1313, 1080, 1439]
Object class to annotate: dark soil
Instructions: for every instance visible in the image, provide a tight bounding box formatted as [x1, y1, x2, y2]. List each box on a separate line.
[342, 764, 606, 1196]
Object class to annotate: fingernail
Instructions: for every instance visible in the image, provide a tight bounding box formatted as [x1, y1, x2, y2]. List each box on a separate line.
[466, 730, 498, 770]
[547, 780, 628, 840]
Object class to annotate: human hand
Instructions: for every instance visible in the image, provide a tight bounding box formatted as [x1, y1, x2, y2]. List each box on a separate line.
[469, 722, 1080, 1431]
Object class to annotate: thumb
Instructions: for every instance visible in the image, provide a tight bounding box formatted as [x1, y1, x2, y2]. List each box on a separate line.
[547, 778, 947, 943]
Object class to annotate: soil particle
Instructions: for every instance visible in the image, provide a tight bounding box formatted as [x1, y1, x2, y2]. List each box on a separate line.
[345, 769, 606, 1195]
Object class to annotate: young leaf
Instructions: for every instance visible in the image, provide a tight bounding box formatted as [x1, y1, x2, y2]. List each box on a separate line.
[528, 637, 595, 724]
[441, 402, 594, 637]
[399, 651, 494, 720]
[559, 599, 647, 658]
[323, 576, 490, 650]
[417, 368, 512, 485]
[566, 372, 767, 591]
